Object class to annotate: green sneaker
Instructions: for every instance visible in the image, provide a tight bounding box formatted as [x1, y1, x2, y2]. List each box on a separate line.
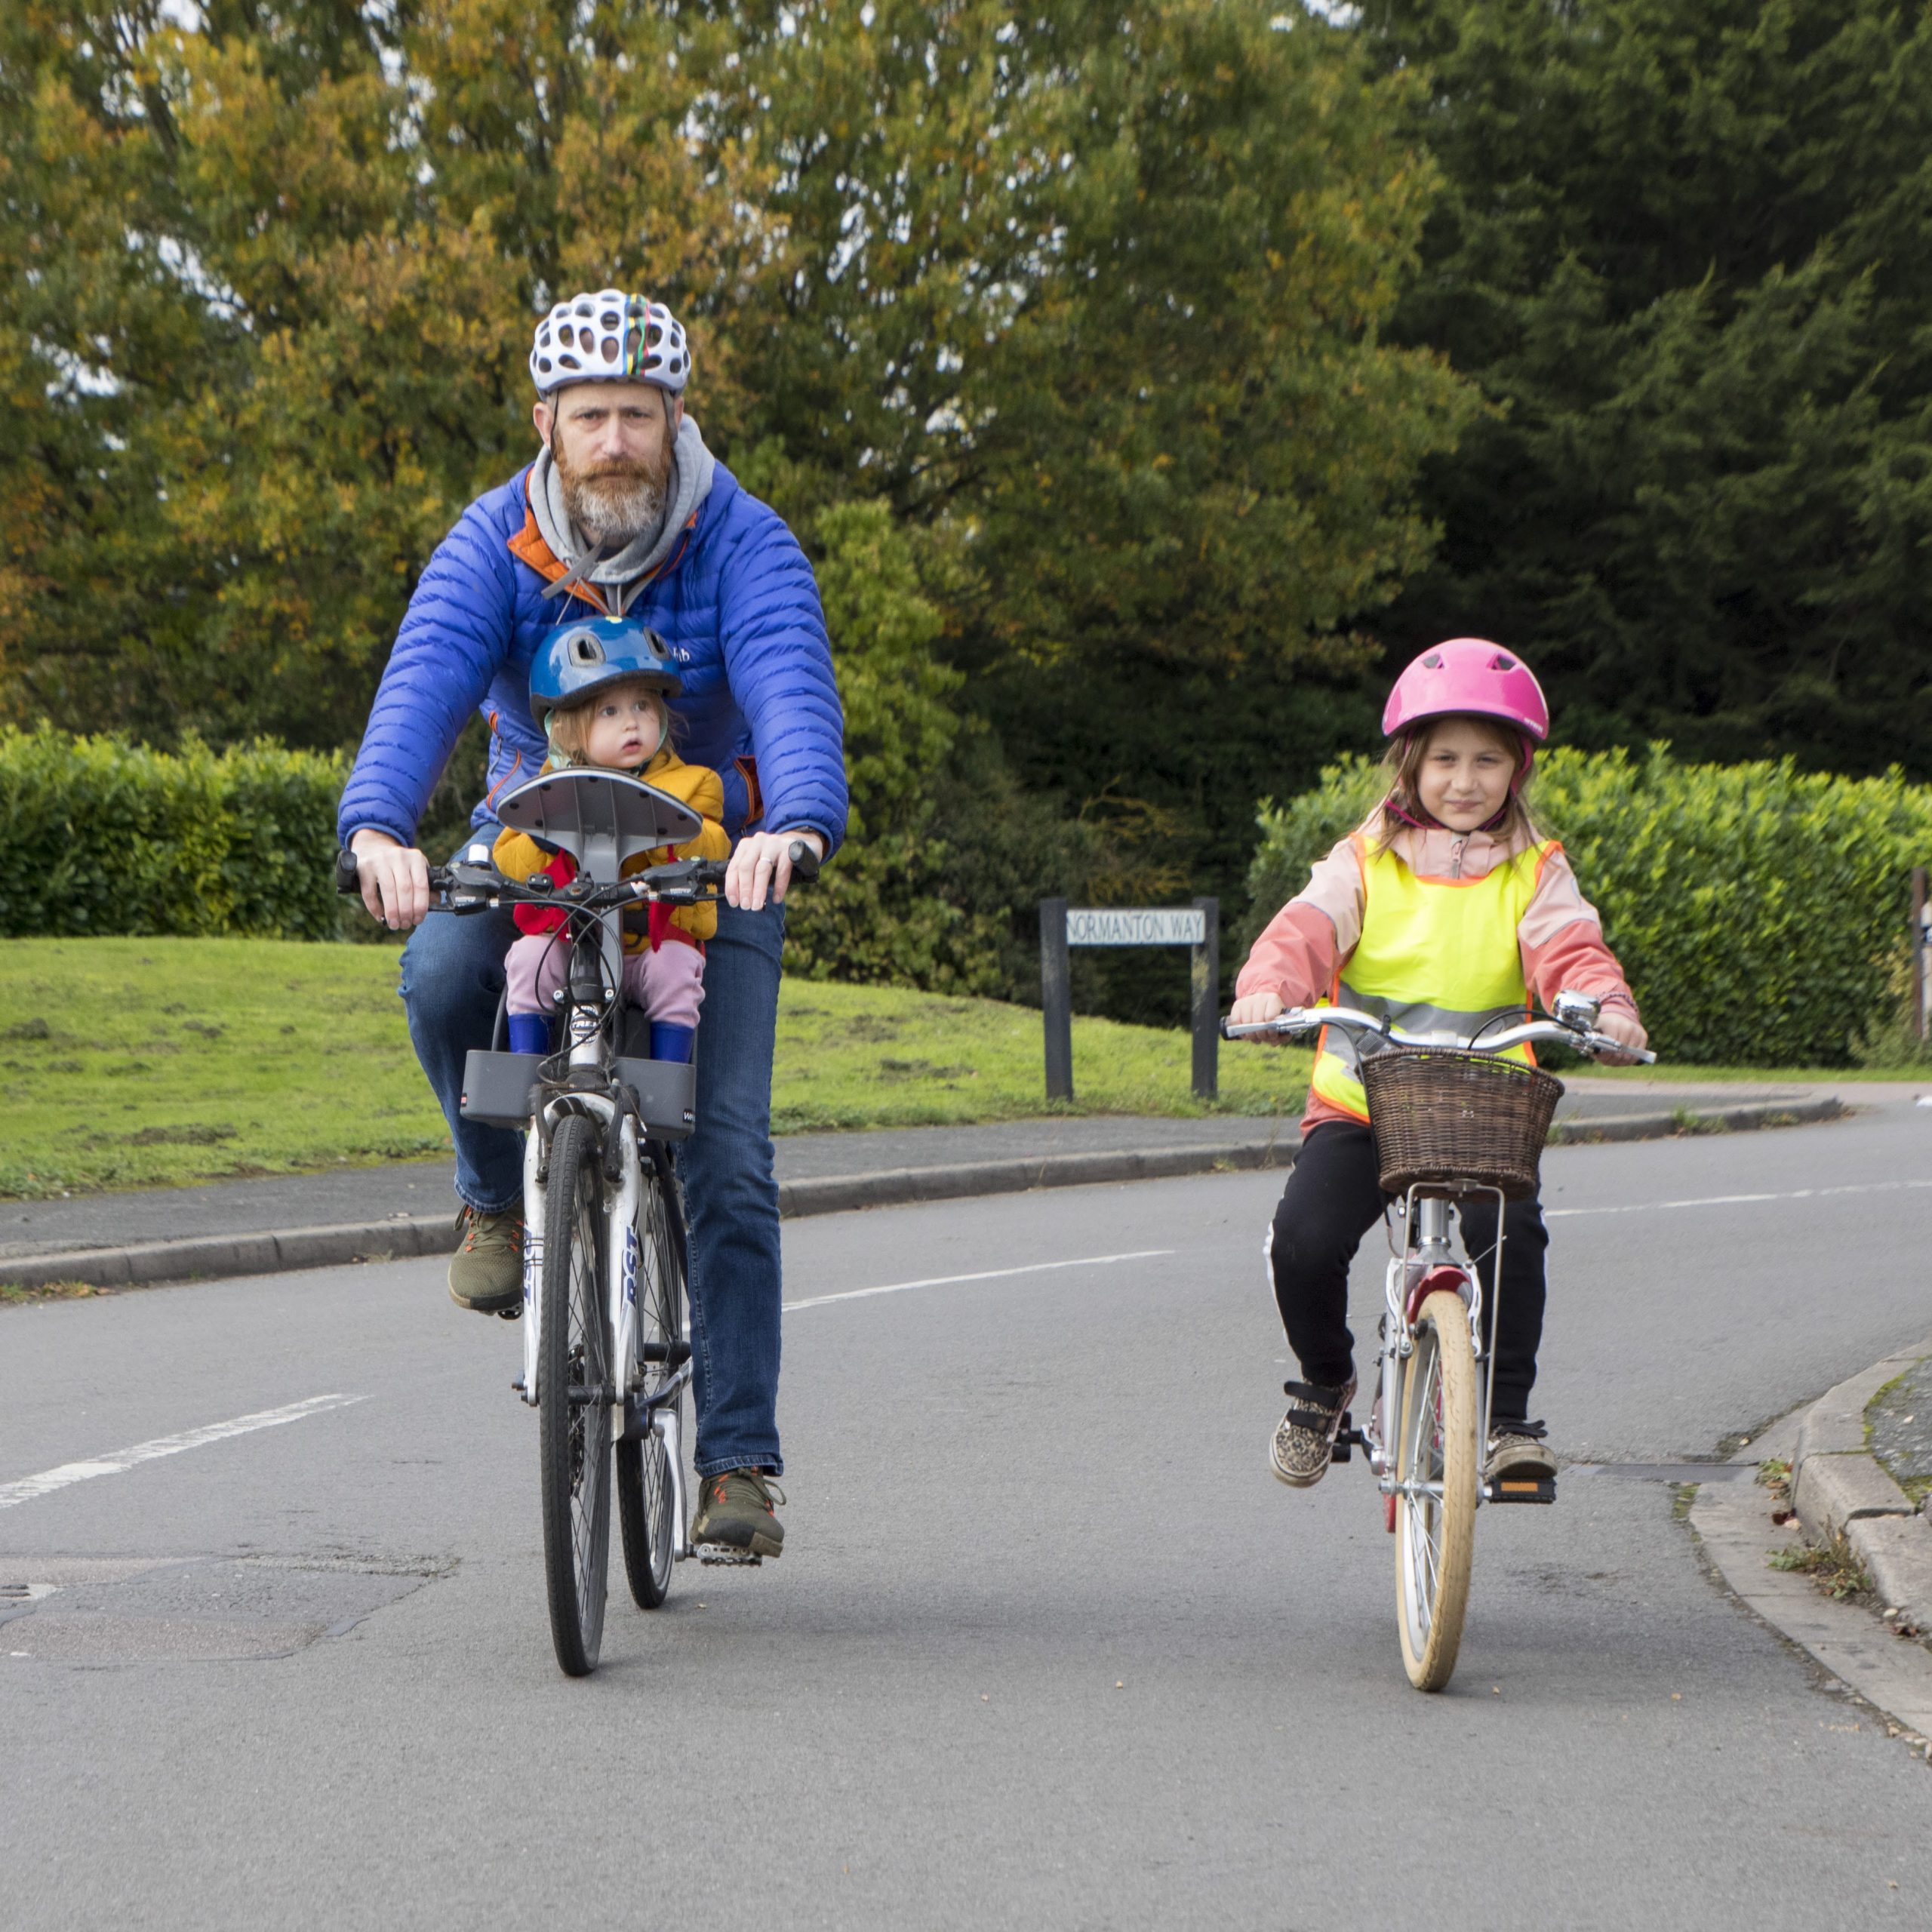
[690, 1469, 786, 1564]
[448, 1205, 524, 1317]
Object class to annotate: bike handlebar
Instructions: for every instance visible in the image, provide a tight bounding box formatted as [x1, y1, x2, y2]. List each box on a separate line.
[336, 838, 820, 914]
[1221, 1003, 1656, 1065]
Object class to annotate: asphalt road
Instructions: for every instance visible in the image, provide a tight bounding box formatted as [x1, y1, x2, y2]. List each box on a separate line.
[5, 1102, 1932, 1929]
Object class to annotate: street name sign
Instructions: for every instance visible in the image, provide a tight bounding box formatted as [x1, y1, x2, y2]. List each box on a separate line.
[1066, 907, 1207, 947]
[1038, 897, 1220, 1103]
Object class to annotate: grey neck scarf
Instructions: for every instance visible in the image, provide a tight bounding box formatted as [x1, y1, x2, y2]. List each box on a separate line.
[531, 412, 717, 615]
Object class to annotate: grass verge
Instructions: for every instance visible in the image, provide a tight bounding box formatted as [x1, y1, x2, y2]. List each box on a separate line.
[0, 937, 1312, 1198]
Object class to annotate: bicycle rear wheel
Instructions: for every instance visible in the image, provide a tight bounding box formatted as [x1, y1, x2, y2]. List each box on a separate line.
[539, 1113, 611, 1677]
[1394, 1287, 1478, 1691]
[617, 1150, 687, 1610]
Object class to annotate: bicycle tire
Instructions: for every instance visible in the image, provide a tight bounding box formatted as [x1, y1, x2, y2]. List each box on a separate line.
[539, 1112, 611, 1677]
[617, 1149, 686, 1610]
[1394, 1287, 1478, 1691]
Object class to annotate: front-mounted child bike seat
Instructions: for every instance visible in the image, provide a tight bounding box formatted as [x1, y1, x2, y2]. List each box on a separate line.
[496, 770, 701, 883]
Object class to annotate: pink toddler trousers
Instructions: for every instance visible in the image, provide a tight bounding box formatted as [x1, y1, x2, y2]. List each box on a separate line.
[504, 932, 706, 1031]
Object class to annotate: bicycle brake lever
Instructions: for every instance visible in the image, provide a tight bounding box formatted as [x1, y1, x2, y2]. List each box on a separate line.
[1581, 1029, 1657, 1064]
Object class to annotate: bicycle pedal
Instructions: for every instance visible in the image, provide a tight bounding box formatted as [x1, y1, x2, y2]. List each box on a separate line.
[1330, 1412, 1355, 1463]
[694, 1543, 763, 1567]
[1483, 1475, 1557, 1504]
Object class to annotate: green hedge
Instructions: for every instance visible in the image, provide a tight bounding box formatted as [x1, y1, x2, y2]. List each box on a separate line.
[0, 727, 346, 941]
[1243, 746, 1932, 1067]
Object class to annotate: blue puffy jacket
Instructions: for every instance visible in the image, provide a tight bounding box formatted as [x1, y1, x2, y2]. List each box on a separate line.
[337, 462, 847, 855]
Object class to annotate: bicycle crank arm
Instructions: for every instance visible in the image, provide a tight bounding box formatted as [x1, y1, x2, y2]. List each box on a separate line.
[618, 1362, 694, 1443]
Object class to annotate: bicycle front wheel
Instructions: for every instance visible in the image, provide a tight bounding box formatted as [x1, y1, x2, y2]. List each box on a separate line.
[617, 1150, 687, 1610]
[1394, 1287, 1478, 1691]
[539, 1112, 611, 1677]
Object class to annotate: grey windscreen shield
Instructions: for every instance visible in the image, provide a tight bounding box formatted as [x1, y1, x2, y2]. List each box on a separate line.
[495, 771, 702, 881]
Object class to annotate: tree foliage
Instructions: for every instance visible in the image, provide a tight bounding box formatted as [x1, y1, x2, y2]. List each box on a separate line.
[1362, 0, 1932, 777]
[1, 6, 1468, 745]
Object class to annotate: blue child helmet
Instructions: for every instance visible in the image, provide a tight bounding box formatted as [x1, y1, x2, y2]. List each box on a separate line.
[528, 615, 682, 718]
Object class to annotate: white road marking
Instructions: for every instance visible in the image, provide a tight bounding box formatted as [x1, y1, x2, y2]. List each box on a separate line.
[1547, 1177, 1932, 1220]
[0, 1393, 367, 1513]
[784, 1249, 1175, 1314]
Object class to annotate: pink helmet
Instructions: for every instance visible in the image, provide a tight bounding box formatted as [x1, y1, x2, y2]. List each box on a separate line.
[1382, 638, 1550, 743]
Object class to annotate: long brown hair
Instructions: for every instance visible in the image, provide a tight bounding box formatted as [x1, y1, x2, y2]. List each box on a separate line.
[1370, 715, 1538, 853]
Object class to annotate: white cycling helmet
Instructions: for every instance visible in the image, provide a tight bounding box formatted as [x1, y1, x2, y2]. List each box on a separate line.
[528, 289, 690, 396]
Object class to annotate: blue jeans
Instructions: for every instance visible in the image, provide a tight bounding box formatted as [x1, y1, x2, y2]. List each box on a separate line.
[399, 878, 787, 1477]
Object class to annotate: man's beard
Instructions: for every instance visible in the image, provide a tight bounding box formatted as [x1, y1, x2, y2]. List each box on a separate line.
[554, 435, 675, 546]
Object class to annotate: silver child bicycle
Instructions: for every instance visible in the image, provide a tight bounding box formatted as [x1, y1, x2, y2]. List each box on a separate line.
[1225, 995, 1653, 1690]
[341, 768, 814, 1678]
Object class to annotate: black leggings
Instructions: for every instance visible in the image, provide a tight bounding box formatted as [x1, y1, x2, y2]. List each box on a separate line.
[1267, 1121, 1549, 1423]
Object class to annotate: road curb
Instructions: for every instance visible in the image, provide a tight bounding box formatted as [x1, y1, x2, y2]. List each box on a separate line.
[774, 1136, 1297, 1218]
[1546, 1093, 1844, 1143]
[1789, 1340, 1932, 1633]
[0, 1094, 1844, 1296]
[1688, 1407, 1932, 1756]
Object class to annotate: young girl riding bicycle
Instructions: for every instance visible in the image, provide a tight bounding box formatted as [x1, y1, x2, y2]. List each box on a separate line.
[1229, 640, 1647, 1492]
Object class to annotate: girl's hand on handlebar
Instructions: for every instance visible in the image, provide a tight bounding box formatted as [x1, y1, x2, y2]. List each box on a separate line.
[350, 829, 432, 931]
[1227, 990, 1287, 1032]
[724, 829, 823, 912]
[1592, 1008, 1649, 1066]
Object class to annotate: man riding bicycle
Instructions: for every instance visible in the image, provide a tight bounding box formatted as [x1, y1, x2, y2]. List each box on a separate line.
[337, 289, 847, 1561]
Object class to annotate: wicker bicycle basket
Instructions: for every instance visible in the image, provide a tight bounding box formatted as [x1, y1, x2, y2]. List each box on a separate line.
[1359, 1048, 1564, 1201]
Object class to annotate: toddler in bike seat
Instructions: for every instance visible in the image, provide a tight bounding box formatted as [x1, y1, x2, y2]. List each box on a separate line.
[493, 615, 728, 1065]
[1227, 640, 1647, 1494]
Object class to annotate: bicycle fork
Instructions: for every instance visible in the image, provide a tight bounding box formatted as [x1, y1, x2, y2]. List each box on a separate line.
[1361, 1192, 1506, 1491]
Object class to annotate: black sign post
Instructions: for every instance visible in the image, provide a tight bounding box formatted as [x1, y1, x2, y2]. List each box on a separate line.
[1037, 899, 1220, 1103]
[1190, 894, 1220, 1101]
[1039, 896, 1075, 1102]
[1914, 866, 1929, 1044]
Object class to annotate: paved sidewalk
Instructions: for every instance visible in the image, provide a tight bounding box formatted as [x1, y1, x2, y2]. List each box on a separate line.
[1693, 1333, 1932, 1756]
[0, 1075, 1887, 1291]
[0, 1078, 1838, 1263]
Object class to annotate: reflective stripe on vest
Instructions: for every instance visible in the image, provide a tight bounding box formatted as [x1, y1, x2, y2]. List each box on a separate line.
[1309, 834, 1555, 1122]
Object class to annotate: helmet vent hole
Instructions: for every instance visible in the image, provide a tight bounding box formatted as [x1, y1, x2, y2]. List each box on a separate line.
[599, 337, 617, 363]
[1422, 651, 1442, 669]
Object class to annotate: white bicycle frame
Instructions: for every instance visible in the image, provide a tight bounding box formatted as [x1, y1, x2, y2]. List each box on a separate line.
[1364, 1186, 1508, 1509]
[518, 1096, 693, 1563]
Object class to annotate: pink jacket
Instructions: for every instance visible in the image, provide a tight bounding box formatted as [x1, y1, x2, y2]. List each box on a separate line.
[1236, 815, 1640, 1134]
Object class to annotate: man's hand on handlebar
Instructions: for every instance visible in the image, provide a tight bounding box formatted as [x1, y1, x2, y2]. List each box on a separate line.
[724, 829, 823, 912]
[1227, 990, 1287, 1032]
[349, 828, 432, 931]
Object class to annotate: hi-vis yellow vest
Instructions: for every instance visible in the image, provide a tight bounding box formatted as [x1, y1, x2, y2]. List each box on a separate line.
[1309, 834, 1556, 1122]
